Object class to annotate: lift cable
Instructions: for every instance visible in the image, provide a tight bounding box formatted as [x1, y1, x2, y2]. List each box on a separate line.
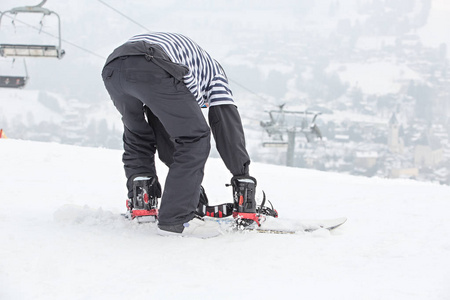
[96, 0, 151, 33]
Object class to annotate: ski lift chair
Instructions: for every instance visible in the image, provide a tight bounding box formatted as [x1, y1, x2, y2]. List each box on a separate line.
[0, 75, 27, 88]
[0, 58, 29, 88]
[0, 1, 65, 59]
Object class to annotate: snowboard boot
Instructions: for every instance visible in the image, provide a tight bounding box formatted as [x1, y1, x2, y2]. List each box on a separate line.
[195, 186, 209, 217]
[196, 185, 234, 218]
[126, 176, 159, 223]
[230, 175, 260, 228]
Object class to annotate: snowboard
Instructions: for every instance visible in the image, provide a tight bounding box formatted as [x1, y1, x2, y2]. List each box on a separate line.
[122, 213, 347, 234]
[206, 216, 347, 234]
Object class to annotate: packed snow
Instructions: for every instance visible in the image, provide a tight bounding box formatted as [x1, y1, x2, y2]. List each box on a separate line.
[1, 138, 449, 299]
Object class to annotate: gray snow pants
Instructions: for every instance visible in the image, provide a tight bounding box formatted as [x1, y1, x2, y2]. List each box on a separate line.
[102, 55, 210, 226]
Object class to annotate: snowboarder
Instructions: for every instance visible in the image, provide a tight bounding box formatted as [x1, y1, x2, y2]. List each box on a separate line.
[102, 32, 258, 237]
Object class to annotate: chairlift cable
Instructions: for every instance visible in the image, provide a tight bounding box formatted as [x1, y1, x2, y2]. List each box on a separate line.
[57, 39, 105, 60]
[228, 78, 271, 102]
[96, 0, 151, 32]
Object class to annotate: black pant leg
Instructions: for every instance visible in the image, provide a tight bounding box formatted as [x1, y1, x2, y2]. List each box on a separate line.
[144, 106, 175, 167]
[119, 56, 211, 226]
[102, 58, 158, 199]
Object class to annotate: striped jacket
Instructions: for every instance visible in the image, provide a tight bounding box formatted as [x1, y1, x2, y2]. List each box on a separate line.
[128, 32, 234, 107]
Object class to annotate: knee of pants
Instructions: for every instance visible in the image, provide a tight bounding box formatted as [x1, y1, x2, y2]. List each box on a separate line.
[182, 130, 210, 145]
[174, 130, 211, 158]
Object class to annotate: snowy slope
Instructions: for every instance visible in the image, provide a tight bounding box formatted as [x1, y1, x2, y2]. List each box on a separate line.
[0, 89, 63, 127]
[1, 139, 450, 300]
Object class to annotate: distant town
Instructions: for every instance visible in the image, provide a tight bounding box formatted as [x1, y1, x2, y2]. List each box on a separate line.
[239, 0, 449, 185]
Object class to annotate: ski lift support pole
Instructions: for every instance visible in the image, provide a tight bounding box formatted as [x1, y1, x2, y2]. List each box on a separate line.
[286, 128, 296, 167]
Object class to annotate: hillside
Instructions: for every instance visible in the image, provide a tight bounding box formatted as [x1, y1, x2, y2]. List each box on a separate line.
[1, 138, 449, 299]
[1, 0, 449, 185]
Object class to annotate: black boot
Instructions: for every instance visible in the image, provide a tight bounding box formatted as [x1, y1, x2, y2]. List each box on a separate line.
[230, 175, 260, 227]
[126, 175, 160, 223]
[195, 186, 209, 217]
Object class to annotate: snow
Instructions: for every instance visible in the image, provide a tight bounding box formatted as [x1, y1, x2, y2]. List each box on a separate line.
[355, 36, 397, 51]
[1, 138, 450, 299]
[327, 61, 423, 95]
[0, 89, 63, 126]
